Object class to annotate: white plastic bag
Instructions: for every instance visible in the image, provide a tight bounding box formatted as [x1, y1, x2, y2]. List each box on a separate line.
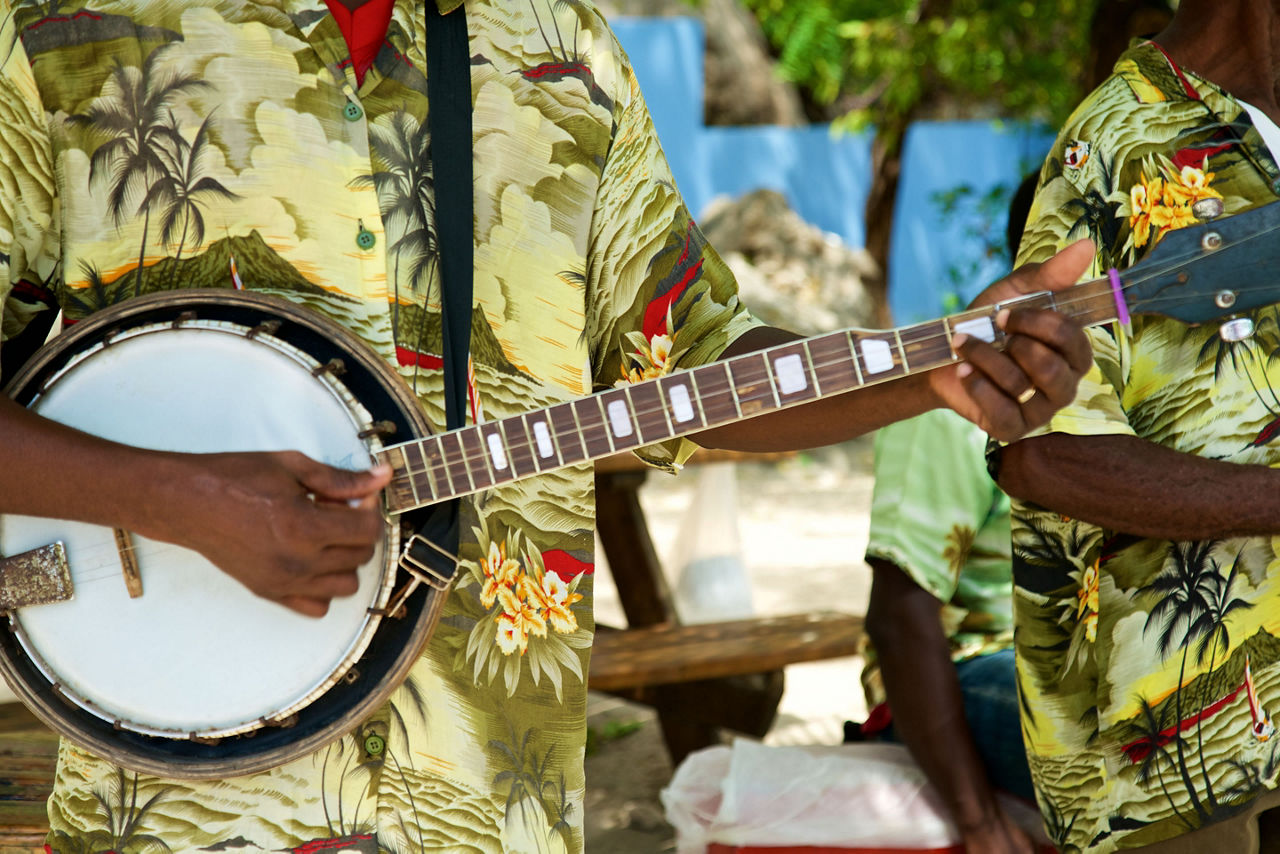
[670, 461, 754, 623]
[661, 740, 1047, 853]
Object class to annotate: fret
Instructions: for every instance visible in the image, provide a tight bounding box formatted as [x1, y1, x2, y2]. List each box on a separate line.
[500, 417, 539, 479]
[693, 362, 738, 426]
[439, 431, 473, 494]
[380, 445, 420, 511]
[574, 395, 615, 458]
[727, 351, 776, 419]
[893, 329, 909, 372]
[898, 321, 953, 374]
[658, 373, 705, 431]
[689, 370, 710, 425]
[414, 437, 450, 496]
[852, 331, 905, 382]
[766, 342, 819, 405]
[459, 428, 494, 491]
[802, 340, 821, 396]
[628, 379, 669, 444]
[846, 331, 865, 387]
[808, 331, 860, 395]
[546, 403, 586, 465]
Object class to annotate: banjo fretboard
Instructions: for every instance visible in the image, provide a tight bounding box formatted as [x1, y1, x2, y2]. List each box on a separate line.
[379, 277, 1118, 513]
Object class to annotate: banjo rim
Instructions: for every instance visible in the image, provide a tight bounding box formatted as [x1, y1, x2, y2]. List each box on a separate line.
[0, 289, 448, 778]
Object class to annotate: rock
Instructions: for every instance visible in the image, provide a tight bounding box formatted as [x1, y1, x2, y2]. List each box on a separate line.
[595, 0, 805, 126]
[700, 189, 879, 335]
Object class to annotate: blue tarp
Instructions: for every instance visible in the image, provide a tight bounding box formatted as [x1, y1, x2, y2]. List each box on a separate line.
[611, 17, 1057, 325]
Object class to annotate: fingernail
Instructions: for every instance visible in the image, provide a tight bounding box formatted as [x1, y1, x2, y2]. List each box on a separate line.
[956, 363, 973, 379]
[996, 309, 1011, 329]
[951, 332, 969, 352]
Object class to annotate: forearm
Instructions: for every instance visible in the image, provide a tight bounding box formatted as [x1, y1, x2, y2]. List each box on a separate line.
[866, 561, 1003, 830]
[0, 395, 189, 536]
[692, 327, 941, 452]
[1000, 432, 1280, 539]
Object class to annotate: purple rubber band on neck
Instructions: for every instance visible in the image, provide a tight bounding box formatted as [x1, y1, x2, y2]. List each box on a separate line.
[1108, 267, 1131, 325]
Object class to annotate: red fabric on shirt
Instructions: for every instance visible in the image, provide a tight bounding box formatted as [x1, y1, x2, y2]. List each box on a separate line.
[324, 0, 395, 85]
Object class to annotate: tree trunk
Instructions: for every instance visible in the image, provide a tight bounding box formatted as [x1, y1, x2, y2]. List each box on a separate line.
[861, 0, 952, 328]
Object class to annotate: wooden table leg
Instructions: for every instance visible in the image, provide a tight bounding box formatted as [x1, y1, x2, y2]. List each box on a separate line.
[594, 468, 786, 764]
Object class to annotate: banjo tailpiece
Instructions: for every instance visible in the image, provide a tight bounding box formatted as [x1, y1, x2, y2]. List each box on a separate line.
[0, 543, 74, 610]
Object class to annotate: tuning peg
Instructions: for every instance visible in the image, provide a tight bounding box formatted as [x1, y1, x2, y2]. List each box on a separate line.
[1194, 197, 1225, 221]
[1220, 316, 1255, 342]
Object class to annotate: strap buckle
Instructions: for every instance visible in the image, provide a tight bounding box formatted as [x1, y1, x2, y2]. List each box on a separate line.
[397, 534, 456, 592]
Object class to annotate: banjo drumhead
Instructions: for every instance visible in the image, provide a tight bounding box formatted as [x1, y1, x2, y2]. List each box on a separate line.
[2, 323, 392, 736]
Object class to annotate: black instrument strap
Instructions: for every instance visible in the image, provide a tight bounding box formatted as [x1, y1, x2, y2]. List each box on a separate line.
[403, 0, 471, 583]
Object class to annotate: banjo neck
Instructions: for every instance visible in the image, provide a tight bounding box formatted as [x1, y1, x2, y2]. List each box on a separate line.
[377, 277, 1119, 513]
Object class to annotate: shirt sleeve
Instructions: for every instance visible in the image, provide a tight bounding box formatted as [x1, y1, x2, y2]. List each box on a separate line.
[0, 2, 59, 378]
[583, 25, 761, 470]
[865, 408, 1006, 604]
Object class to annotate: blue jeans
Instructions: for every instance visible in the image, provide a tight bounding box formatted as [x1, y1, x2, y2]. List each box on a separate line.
[880, 648, 1036, 803]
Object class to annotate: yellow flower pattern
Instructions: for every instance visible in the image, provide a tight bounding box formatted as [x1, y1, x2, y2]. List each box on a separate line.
[1121, 156, 1222, 250]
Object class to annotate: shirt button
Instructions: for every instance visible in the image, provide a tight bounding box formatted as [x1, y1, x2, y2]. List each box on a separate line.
[356, 226, 376, 250]
[343, 101, 363, 122]
[1271, 177, 1280, 195]
[363, 733, 385, 757]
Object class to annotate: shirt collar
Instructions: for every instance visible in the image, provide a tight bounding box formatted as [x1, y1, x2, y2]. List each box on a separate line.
[436, 0, 464, 14]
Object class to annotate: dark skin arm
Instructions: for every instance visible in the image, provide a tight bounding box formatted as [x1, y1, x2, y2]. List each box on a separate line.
[866, 560, 1033, 854]
[999, 432, 1280, 539]
[696, 241, 1096, 451]
[0, 396, 389, 617]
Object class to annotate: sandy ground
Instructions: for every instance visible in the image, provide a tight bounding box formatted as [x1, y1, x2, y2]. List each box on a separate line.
[583, 439, 876, 853]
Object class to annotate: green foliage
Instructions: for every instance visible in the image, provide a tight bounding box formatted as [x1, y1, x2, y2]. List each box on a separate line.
[739, 0, 1099, 136]
[584, 718, 645, 756]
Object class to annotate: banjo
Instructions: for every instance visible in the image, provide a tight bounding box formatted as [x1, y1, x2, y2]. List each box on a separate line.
[1, 201, 1278, 779]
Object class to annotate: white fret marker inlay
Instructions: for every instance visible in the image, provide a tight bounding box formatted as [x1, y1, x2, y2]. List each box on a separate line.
[532, 421, 554, 458]
[954, 317, 997, 343]
[485, 433, 508, 471]
[860, 339, 894, 374]
[606, 399, 633, 437]
[669, 383, 695, 422]
[773, 353, 806, 395]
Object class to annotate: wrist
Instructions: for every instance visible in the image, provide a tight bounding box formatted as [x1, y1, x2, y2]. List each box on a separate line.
[114, 450, 208, 542]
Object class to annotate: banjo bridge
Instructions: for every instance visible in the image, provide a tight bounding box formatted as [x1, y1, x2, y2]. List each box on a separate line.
[0, 542, 73, 610]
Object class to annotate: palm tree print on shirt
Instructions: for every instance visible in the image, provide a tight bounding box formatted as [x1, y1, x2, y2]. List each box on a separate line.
[70, 44, 210, 298]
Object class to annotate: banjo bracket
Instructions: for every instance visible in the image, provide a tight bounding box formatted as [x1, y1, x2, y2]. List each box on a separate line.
[376, 534, 456, 619]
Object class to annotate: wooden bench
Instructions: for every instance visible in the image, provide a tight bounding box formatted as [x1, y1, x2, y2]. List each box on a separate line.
[0, 703, 57, 852]
[590, 449, 865, 763]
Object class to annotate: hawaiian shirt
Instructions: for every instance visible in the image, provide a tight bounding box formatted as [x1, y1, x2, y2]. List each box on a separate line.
[0, 1, 759, 851]
[860, 408, 1013, 709]
[1011, 41, 1280, 852]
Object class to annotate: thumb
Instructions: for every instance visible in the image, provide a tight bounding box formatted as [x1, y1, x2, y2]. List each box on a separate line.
[290, 455, 392, 501]
[1032, 238, 1096, 293]
[971, 239, 1095, 307]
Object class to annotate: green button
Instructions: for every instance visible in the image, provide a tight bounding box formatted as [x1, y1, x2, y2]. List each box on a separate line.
[1272, 177, 1280, 195]
[363, 733, 385, 757]
[356, 228, 376, 250]
[343, 101, 363, 122]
